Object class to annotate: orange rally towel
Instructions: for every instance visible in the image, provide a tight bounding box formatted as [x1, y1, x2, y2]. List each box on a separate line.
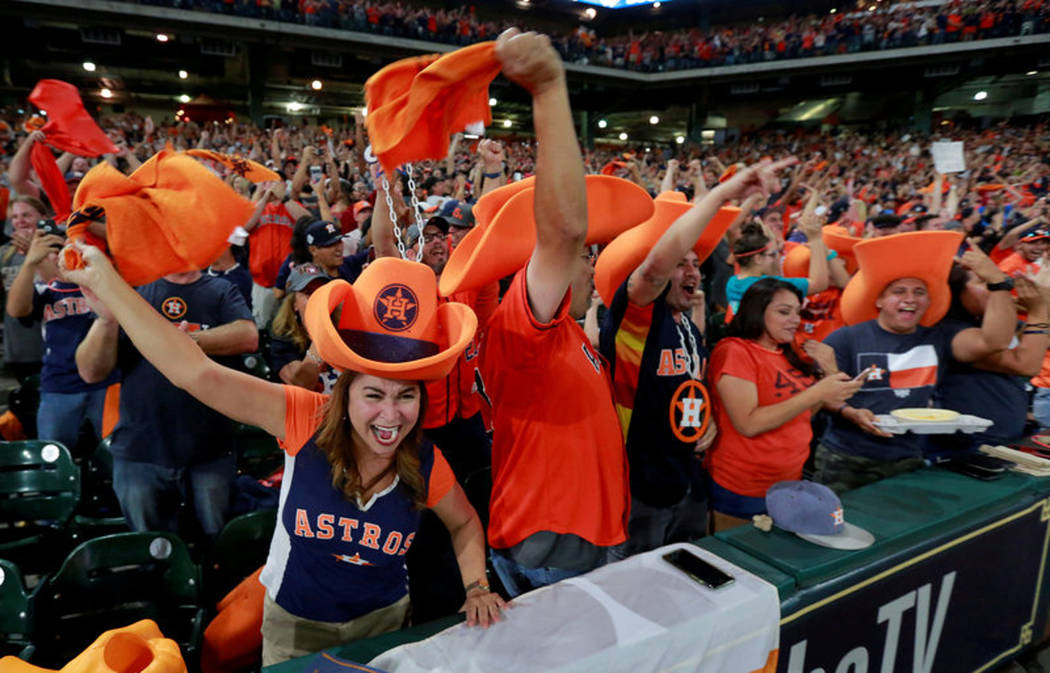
[201, 567, 265, 673]
[28, 80, 118, 221]
[63, 150, 255, 287]
[185, 150, 280, 183]
[365, 42, 500, 174]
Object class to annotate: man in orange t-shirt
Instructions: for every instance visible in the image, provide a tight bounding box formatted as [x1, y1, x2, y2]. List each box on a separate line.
[997, 227, 1049, 278]
[242, 180, 310, 328]
[477, 31, 628, 597]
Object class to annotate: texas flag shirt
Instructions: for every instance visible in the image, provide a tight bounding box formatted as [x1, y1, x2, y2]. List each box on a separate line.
[821, 320, 966, 460]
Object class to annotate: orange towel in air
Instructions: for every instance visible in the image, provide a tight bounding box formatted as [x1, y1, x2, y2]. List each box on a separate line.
[185, 150, 280, 183]
[365, 42, 500, 174]
[63, 150, 255, 287]
[28, 80, 118, 221]
[201, 567, 265, 673]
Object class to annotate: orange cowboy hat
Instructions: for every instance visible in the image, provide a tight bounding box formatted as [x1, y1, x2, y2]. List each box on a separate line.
[439, 175, 653, 297]
[782, 225, 862, 277]
[62, 150, 253, 287]
[365, 42, 500, 174]
[185, 149, 280, 183]
[0, 619, 185, 673]
[305, 257, 477, 381]
[594, 191, 739, 307]
[840, 230, 964, 326]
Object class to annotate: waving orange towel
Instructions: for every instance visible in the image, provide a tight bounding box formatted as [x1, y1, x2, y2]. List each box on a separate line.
[63, 150, 254, 286]
[185, 150, 280, 183]
[365, 42, 500, 174]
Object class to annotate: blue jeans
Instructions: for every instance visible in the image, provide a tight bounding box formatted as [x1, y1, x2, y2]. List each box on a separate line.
[1034, 388, 1050, 430]
[112, 453, 236, 536]
[489, 549, 596, 598]
[36, 388, 107, 451]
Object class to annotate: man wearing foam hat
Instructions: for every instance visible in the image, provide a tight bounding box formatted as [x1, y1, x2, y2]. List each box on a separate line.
[813, 231, 1017, 493]
[595, 161, 793, 558]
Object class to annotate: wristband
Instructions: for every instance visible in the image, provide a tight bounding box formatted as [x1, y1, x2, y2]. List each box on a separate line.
[1027, 322, 1050, 329]
[826, 250, 839, 261]
[464, 579, 490, 594]
[1023, 329, 1049, 335]
[483, 171, 503, 179]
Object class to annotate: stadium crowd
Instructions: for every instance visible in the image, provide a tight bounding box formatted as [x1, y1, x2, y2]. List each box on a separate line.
[126, 0, 1050, 71]
[1, 25, 1050, 667]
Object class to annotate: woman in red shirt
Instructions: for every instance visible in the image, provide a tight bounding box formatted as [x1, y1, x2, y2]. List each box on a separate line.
[706, 278, 860, 531]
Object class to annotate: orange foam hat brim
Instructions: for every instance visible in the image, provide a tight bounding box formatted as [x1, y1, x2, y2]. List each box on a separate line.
[305, 279, 477, 381]
[0, 619, 185, 673]
[186, 149, 281, 183]
[366, 42, 500, 174]
[439, 175, 653, 297]
[594, 196, 739, 307]
[782, 226, 861, 278]
[840, 230, 963, 326]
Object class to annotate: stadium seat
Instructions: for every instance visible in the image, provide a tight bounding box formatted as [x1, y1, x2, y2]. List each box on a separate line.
[204, 508, 276, 605]
[234, 424, 283, 479]
[0, 440, 80, 576]
[0, 558, 37, 659]
[71, 436, 129, 539]
[29, 531, 204, 668]
[238, 352, 273, 381]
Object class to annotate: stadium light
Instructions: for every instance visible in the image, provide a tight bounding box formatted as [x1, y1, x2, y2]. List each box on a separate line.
[82, 61, 96, 72]
[311, 79, 323, 90]
[584, 7, 597, 19]
[974, 91, 988, 101]
[649, 115, 659, 125]
[156, 33, 170, 42]
[288, 102, 303, 112]
[619, 132, 628, 140]
[653, 1, 661, 7]
[1028, 71, 1038, 76]
[489, 97, 498, 106]
[830, 8, 836, 13]
[178, 69, 188, 79]
[100, 88, 113, 99]
[179, 94, 191, 103]
[503, 119, 513, 128]
[598, 119, 608, 128]
[676, 135, 685, 144]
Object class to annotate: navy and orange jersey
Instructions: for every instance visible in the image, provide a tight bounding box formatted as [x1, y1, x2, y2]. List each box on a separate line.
[261, 385, 455, 623]
[31, 281, 119, 394]
[599, 280, 708, 508]
[821, 320, 966, 461]
[478, 270, 629, 551]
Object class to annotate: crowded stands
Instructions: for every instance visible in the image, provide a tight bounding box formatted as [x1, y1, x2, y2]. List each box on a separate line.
[1, 2, 1050, 668]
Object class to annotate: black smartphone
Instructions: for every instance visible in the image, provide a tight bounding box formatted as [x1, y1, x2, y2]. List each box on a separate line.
[662, 549, 734, 590]
[37, 218, 65, 239]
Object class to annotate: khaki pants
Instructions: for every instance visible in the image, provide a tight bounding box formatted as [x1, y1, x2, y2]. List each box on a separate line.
[261, 593, 410, 665]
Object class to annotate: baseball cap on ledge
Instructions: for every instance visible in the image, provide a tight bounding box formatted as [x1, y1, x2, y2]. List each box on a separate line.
[765, 480, 874, 550]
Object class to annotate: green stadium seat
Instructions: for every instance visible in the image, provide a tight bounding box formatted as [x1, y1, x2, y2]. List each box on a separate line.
[0, 558, 37, 659]
[204, 508, 276, 605]
[29, 531, 204, 668]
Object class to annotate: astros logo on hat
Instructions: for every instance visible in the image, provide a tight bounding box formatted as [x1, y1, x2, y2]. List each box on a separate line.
[304, 257, 477, 381]
[374, 284, 419, 332]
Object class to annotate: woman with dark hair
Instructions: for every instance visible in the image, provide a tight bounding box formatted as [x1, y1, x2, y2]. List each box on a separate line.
[61, 245, 504, 664]
[936, 264, 1049, 448]
[706, 277, 861, 530]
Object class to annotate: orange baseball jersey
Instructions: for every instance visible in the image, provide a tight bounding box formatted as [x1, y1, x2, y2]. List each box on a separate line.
[250, 202, 299, 287]
[478, 270, 629, 550]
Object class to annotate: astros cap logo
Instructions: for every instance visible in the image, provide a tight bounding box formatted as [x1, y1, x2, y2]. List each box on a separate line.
[161, 296, 188, 320]
[374, 283, 418, 332]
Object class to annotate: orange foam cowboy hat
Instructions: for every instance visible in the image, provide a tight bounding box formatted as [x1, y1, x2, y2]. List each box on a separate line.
[840, 230, 964, 326]
[594, 191, 739, 307]
[365, 42, 501, 174]
[439, 175, 654, 297]
[63, 150, 253, 287]
[305, 257, 477, 381]
[0, 619, 185, 673]
[782, 225, 862, 277]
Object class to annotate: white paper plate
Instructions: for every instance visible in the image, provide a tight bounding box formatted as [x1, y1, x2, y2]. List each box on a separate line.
[874, 414, 994, 435]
